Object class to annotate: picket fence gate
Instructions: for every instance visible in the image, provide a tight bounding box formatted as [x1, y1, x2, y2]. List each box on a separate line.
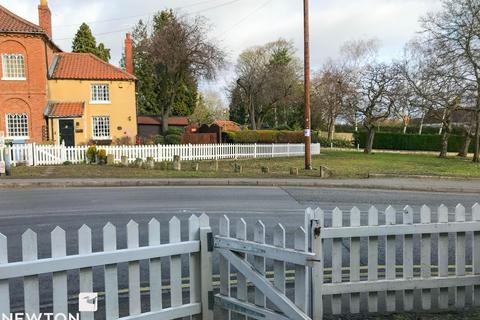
[0, 204, 479, 320]
[0, 143, 321, 166]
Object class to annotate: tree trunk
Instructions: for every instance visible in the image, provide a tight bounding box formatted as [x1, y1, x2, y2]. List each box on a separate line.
[403, 122, 407, 134]
[249, 98, 257, 130]
[474, 110, 480, 163]
[439, 130, 449, 158]
[458, 133, 471, 158]
[162, 115, 169, 135]
[418, 115, 424, 135]
[327, 116, 335, 141]
[364, 129, 375, 154]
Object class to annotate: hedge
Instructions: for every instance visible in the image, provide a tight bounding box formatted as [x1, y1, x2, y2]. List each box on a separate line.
[224, 130, 354, 148]
[336, 124, 465, 135]
[355, 132, 473, 152]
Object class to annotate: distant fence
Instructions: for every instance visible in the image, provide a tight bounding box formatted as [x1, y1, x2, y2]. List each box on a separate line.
[0, 143, 320, 166]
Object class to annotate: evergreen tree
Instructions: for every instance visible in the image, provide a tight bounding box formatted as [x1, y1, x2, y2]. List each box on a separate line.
[72, 23, 111, 62]
[130, 12, 199, 118]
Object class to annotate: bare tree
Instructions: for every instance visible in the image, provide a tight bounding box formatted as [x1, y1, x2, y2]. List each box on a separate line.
[401, 39, 469, 157]
[231, 39, 301, 129]
[313, 61, 355, 140]
[356, 63, 399, 154]
[144, 13, 225, 133]
[421, 0, 480, 162]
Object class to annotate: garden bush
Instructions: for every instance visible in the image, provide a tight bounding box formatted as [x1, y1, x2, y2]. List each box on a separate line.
[165, 134, 182, 145]
[166, 127, 185, 136]
[355, 132, 473, 152]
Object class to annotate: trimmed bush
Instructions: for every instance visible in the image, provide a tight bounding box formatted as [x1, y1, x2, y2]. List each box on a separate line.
[224, 130, 353, 147]
[165, 134, 182, 145]
[166, 127, 184, 136]
[355, 132, 473, 152]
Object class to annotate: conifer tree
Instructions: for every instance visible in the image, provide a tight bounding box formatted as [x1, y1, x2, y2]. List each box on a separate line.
[72, 23, 111, 62]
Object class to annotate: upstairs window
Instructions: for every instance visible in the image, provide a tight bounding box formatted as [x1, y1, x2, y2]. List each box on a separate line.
[2, 54, 26, 80]
[91, 84, 110, 103]
[92, 116, 110, 139]
[6, 113, 29, 138]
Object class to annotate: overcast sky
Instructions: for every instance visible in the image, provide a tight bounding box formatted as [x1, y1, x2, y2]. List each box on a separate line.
[2, 0, 442, 96]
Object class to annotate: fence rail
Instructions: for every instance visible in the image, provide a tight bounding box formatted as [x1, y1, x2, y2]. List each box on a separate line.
[0, 143, 321, 166]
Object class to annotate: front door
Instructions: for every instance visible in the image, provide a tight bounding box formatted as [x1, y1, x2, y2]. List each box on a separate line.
[59, 120, 75, 146]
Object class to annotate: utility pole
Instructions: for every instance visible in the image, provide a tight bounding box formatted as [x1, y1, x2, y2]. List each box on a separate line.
[304, 0, 312, 170]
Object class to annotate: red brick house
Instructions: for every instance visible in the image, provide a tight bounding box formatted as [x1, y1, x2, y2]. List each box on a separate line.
[0, 1, 137, 146]
[0, 0, 60, 143]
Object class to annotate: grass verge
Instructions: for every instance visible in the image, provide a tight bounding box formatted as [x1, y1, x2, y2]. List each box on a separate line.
[7, 150, 480, 179]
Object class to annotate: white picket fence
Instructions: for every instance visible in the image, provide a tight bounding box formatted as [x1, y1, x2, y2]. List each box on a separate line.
[1, 204, 478, 320]
[0, 215, 213, 320]
[314, 204, 480, 316]
[0, 143, 321, 166]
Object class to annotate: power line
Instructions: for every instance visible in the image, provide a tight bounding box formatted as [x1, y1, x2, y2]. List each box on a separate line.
[54, 0, 231, 29]
[53, 0, 242, 42]
[216, 0, 272, 39]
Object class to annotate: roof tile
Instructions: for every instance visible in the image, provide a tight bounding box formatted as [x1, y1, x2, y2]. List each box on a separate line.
[50, 53, 135, 81]
[46, 102, 84, 118]
[0, 5, 46, 34]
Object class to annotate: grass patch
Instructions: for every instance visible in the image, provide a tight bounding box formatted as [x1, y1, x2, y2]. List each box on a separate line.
[7, 150, 480, 179]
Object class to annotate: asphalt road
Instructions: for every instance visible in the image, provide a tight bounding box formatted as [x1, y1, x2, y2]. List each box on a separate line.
[0, 186, 479, 316]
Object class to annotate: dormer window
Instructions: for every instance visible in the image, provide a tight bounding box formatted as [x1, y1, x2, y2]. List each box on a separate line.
[1, 54, 26, 80]
[91, 84, 110, 104]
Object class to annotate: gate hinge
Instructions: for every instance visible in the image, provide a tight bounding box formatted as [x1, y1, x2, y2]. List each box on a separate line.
[208, 291, 214, 310]
[207, 232, 214, 252]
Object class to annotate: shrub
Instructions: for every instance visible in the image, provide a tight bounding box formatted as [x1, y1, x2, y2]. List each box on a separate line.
[226, 130, 336, 144]
[86, 146, 97, 164]
[355, 132, 474, 152]
[97, 149, 107, 164]
[154, 135, 165, 145]
[166, 127, 184, 136]
[165, 134, 182, 145]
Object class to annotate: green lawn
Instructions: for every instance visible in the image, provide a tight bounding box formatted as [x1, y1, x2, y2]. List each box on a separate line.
[8, 150, 480, 179]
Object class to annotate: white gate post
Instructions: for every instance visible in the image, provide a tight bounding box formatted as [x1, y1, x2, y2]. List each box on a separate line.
[311, 209, 323, 320]
[199, 214, 214, 320]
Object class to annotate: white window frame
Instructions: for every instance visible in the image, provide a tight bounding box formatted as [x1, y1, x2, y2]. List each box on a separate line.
[90, 84, 111, 104]
[92, 116, 111, 140]
[5, 113, 29, 139]
[1, 53, 26, 80]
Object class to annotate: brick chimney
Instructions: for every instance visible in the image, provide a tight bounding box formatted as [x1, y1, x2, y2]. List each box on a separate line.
[125, 33, 134, 75]
[38, 0, 52, 39]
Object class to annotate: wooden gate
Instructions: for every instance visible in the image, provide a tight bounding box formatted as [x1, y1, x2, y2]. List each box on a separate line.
[213, 214, 323, 320]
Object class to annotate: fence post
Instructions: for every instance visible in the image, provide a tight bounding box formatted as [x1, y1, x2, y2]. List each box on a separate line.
[61, 141, 67, 164]
[254, 143, 257, 159]
[311, 208, 323, 320]
[272, 144, 275, 158]
[199, 214, 214, 320]
[27, 143, 33, 166]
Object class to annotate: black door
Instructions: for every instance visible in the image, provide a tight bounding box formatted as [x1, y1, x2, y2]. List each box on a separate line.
[59, 120, 75, 146]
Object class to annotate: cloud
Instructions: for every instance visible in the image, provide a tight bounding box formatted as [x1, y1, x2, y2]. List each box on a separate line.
[1, 0, 442, 96]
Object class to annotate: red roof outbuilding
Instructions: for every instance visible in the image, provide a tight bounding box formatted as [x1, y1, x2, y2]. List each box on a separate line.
[137, 116, 189, 126]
